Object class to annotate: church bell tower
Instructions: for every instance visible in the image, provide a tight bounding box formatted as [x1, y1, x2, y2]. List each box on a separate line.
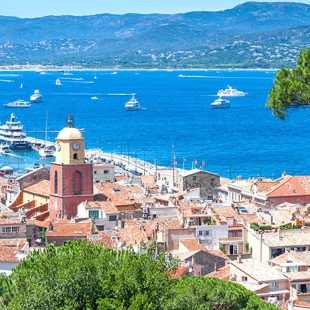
[49, 116, 93, 220]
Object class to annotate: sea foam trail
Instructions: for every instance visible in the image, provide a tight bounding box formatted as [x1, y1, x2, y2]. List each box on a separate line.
[0, 79, 14, 83]
[107, 93, 133, 96]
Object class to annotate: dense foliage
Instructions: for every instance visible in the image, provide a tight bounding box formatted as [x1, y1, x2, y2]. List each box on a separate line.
[266, 48, 310, 119]
[0, 242, 277, 309]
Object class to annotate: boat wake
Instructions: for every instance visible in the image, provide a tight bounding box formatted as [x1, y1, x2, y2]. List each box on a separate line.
[0, 79, 14, 83]
[107, 93, 133, 96]
[178, 74, 208, 78]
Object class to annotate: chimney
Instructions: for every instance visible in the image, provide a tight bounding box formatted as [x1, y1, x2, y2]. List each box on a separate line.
[48, 222, 53, 231]
[236, 175, 242, 181]
[214, 262, 218, 271]
[237, 255, 242, 263]
[282, 171, 286, 178]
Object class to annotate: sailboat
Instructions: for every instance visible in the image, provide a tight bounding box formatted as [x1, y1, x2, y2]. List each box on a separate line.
[38, 113, 56, 158]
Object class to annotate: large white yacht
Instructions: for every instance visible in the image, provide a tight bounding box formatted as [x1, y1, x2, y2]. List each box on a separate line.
[125, 94, 141, 111]
[211, 97, 230, 109]
[30, 89, 43, 103]
[217, 85, 247, 97]
[0, 113, 30, 150]
[4, 99, 31, 108]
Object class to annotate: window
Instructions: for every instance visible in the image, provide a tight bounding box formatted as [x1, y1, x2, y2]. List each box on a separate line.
[109, 215, 117, 222]
[193, 176, 197, 181]
[241, 276, 248, 281]
[73, 153, 78, 160]
[54, 171, 58, 194]
[96, 225, 105, 231]
[204, 230, 210, 236]
[11, 227, 19, 233]
[198, 231, 203, 236]
[229, 244, 238, 255]
[72, 171, 82, 195]
[89, 210, 99, 219]
[94, 171, 97, 174]
[270, 282, 278, 289]
[104, 170, 109, 174]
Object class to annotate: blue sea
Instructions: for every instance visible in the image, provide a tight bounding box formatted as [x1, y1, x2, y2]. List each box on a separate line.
[0, 69, 309, 179]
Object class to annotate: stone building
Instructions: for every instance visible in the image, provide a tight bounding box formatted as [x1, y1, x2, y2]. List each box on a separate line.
[179, 169, 220, 200]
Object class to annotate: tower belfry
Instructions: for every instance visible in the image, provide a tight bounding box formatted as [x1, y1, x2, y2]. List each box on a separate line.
[49, 116, 93, 219]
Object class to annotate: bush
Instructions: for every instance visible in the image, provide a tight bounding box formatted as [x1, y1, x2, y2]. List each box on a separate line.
[0, 241, 278, 310]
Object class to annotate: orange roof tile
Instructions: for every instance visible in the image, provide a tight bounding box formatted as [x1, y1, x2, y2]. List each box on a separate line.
[23, 179, 50, 197]
[206, 264, 230, 280]
[180, 239, 206, 251]
[46, 219, 96, 237]
[169, 265, 189, 278]
[264, 176, 310, 197]
[213, 206, 237, 219]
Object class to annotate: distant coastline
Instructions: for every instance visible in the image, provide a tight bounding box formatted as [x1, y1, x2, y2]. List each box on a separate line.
[0, 65, 279, 71]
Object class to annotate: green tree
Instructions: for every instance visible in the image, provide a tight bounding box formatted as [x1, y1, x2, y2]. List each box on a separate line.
[266, 48, 310, 119]
[0, 241, 278, 310]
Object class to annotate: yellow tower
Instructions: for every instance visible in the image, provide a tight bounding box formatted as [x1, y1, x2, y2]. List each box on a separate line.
[55, 115, 85, 165]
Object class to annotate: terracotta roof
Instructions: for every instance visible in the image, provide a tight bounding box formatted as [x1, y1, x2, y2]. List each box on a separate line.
[270, 251, 310, 266]
[169, 265, 189, 278]
[180, 239, 206, 251]
[86, 201, 119, 214]
[46, 219, 96, 237]
[264, 176, 310, 197]
[206, 264, 230, 280]
[213, 206, 237, 219]
[256, 181, 278, 193]
[23, 179, 50, 197]
[0, 247, 19, 263]
[0, 219, 23, 225]
[294, 300, 310, 309]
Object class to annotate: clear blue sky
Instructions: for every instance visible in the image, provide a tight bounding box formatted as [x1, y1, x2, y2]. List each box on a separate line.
[0, 0, 309, 17]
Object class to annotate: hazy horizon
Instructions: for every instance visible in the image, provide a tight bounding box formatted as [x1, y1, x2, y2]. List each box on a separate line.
[0, 0, 309, 18]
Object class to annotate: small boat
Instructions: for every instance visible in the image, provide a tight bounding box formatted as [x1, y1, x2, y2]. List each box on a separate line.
[40, 71, 47, 75]
[91, 96, 98, 100]
[0, 144, 11, 154]
[217, 85, 247, 97]
[55, 79, 62, 86]
[111, 71, 118, 75]
[4, 99, 31, 108]
[30, 89, 43, 103]
[125, 94, 141, 111]
[94, 75, 97, 80]
[20, 83, 23, 89]
[39, 145, 56, 158]
[211, 97, 230, 109]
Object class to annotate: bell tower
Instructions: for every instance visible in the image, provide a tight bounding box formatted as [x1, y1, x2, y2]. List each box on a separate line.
[50, 116, 93, 220]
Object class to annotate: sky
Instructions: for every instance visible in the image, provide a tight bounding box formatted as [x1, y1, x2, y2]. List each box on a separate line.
[0, 0, 309, 17]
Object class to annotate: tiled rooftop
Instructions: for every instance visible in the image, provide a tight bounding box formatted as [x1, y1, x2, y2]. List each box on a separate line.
[23, 179, 50, 197]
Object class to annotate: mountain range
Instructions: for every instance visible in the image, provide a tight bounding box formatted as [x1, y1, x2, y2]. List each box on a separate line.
[1, 2, 310, 68]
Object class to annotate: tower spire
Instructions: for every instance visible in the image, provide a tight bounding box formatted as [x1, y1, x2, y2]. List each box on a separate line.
[66, 115, 74, 128]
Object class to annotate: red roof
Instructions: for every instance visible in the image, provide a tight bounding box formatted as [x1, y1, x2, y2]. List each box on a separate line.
[169, 265, 189, 278]
[23, 179, 50, 197]
[265, 176, 310, 197]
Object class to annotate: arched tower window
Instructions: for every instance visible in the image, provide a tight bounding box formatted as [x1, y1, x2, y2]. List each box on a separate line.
[54, 171, 58, 194]
[72, 171, 82, 195]
[73, 153, 78, 160]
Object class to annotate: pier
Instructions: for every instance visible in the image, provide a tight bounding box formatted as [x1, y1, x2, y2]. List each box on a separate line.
[26, 137, 55, 147]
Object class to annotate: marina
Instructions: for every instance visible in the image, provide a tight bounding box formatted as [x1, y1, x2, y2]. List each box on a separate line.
[0, 69, 309, 178]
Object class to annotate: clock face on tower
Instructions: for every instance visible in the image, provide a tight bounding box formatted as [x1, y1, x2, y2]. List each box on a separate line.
[72, 142, 80, 150]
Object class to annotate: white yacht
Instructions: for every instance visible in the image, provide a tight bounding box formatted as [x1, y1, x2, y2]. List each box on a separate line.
[39, 145, 56, 158]
[91, 96, 98, 100]
[211, 97, 230, 109]
[125, 95, 141, 111]
[217, 85, 247, 97]
[30, 89, 43, 103]
[4, 99, 31, 108]
[0, 113, 30, 150]
[55, 79, 62, 86]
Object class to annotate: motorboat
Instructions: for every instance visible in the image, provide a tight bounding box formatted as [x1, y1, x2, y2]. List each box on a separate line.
[211, 97, 230, 109]
[125, 94, 141, 111]
[4, 99, 31, 108]
[30, 89, 43, 103]
[91, 96, 98, 100]
[55, 79, 62, 86]
[39, 145, 56, 158]
[0, 144, 11, 154]
[0, 113, 30, 150]
[217, 85, 247, 97]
